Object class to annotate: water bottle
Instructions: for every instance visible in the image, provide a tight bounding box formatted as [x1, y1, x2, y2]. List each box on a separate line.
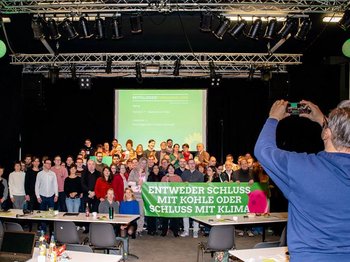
[48, 233, 56, 258]
[85, 203, 90, 217]
[38, 230, 47, 256]
[109, 207, 114, 219]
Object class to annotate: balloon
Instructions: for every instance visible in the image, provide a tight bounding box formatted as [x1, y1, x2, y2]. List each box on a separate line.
[342, 39, 350, 58]
[0, 40, 6, 58]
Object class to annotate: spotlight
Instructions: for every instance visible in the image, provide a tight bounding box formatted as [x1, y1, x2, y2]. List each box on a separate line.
[247, 65, 255, 81]
[261, 68, 272, 82]
[71, 64, 76, 80]
[47, 18, 61, 40]
[95, 16, 104, 39]
[135, 62, 143, 83]
[264, 18, 278, 40]
[111, 15, 123, 39]
[295, 18, 312, 41]
[106, 57, 112, 74]
[338, 10, 350, 31]
[228, 19, 247, 39]
[277, 17, 296, 39]
[62, 18, 78, 40]
[213, 17, 231, 40]
[79, 77, 92, 90]
[199, 12, 212, 32]
[173, 59, 181, 76]
[31, 17, 45, 40]
[130, 14, 143, 34]
[79, 16, 93, 39]
[48, 66, 59, 84]
[247, 18, 262, 40]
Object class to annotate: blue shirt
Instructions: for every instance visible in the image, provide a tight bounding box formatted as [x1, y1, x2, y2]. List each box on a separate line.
[119, 200, 140, 215]
[255, 118, 350, 262]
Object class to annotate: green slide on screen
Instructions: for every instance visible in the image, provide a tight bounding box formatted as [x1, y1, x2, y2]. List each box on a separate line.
[115, 89, 207, 150]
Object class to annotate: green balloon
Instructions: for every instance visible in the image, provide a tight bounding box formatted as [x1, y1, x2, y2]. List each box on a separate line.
[342, 39, 350, 58]
[0, 40, 6, 58]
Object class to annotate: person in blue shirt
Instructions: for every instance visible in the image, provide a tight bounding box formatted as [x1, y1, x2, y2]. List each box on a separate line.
[119, 188, 140, 239]
[254, 99, 350, 262]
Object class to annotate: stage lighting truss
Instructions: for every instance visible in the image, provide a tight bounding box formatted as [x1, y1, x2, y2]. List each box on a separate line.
[1, 0, 349, 15]
[10, 52, 301, 78]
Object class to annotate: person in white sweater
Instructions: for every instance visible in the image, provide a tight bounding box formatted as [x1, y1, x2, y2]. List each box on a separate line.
[8, 161, 26, 209]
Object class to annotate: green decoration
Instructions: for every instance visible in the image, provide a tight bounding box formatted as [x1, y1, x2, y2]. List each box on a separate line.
[342, 39, 350, 58]
[0, 40, 6, 58]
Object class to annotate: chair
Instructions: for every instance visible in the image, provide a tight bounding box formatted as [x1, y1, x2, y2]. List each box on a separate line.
[197, 225, 235, 262]
[3, 222, 23, 232]
[88, 223, 123, 255]
[254, 226, 287, 248]
[66, 244, 93, 253]
[54, 221, 81, 245]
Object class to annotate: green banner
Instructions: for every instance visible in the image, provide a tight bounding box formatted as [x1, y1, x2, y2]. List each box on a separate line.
[142, 182, 269, 217]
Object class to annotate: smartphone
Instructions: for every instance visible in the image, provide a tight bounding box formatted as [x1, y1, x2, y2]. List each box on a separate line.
[286, 102, 311, 115]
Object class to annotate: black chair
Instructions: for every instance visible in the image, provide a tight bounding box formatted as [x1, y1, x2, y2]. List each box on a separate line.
[66, 244, 93, 253]
[89, 223, 123, 255]
[54, 221, 81, 244]
[3, 222, 23, 232]
[197, 225, 235, 262]
[254, 226, 287, 248]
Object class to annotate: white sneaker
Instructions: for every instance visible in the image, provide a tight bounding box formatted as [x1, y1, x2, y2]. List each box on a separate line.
[193, 231, 198, 238]
[247, 230, 254, 237]
[180, 231, 189, 237]
[76, 226, 80, 231]
[238, 231, 244, 237]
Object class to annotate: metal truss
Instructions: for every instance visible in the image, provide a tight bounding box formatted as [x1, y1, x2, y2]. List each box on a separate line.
[11, 52, 302, 78]
[1, 0, 349, 15]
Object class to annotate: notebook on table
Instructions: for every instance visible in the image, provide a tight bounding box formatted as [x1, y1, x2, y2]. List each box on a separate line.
[0, 231, 36, 262]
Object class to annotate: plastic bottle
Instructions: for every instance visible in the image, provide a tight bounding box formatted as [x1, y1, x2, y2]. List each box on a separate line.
[48, 233, 56, 258]
[38, 230, 47, 256]
[85, 203, 90, 217]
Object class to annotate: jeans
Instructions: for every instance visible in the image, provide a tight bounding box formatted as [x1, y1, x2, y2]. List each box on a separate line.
[12, 195, 26, 209]
[65, 198, 81, 213]
[55, 192, 67, 212]
[183, 217, 199, 233]
[39, 195, 55, 233]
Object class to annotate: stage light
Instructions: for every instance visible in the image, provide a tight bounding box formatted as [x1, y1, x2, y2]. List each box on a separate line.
[173, 59, 181, 76]
[213, 17, 231, 40]
[48, 66, 59, 84]
[95, 16, 104, 39]
[79, 16, 93, 39]
[247, 66, 255, 81]
[111, 15, 123, 39]
[247, 17, 262, 40]
[338, 10, 350, 31]
[228, 19, 247, 39]
[79, 77, 92, 90]
[135, 62, 143, 83]
[261, 68, 272, 82]
[71, 64, 77, 80]
[47, 18, 61, 40]
[295, 18, 312, 41]
[209, 61, 221, 86]
[106, 57, 112, 74]
[62, 18, 78, 40]
[130, 14, 143, 34]
[31, 17, 45, 40]
[277, 17, 296, 39]
[264, 18, 278, 40]
[199, 12, 212, 32]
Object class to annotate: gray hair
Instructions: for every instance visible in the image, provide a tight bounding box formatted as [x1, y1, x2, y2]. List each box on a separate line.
[327, 107, 350, 150]
[337, 100, 350, 109]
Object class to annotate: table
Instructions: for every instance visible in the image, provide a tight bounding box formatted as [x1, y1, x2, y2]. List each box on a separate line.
[0, 209, 139, 224]
[27, 247, 122, 262]
[229, 246, 289, 262]
[192, 212, 287, 242]
[0, 209, 139, 260]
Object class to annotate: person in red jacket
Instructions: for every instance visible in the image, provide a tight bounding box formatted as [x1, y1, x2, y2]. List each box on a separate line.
[94, 167, 113, 202]
[111, 164, 129, 202]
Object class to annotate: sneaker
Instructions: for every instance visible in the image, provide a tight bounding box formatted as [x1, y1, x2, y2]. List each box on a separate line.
[238, 231, 244, 237]
[180, 231, 189, 237]
[76, 226, 80, 231]
[193, 231, 198, 238]
[81, 226, 86, 231]
[247, 230, 254, 237]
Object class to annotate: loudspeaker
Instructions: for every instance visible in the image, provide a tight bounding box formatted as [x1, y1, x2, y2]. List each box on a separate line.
[22, 74, 45, 110]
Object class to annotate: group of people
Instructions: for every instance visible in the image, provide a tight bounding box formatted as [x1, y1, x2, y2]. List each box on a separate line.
[0, 137, 267, 238]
